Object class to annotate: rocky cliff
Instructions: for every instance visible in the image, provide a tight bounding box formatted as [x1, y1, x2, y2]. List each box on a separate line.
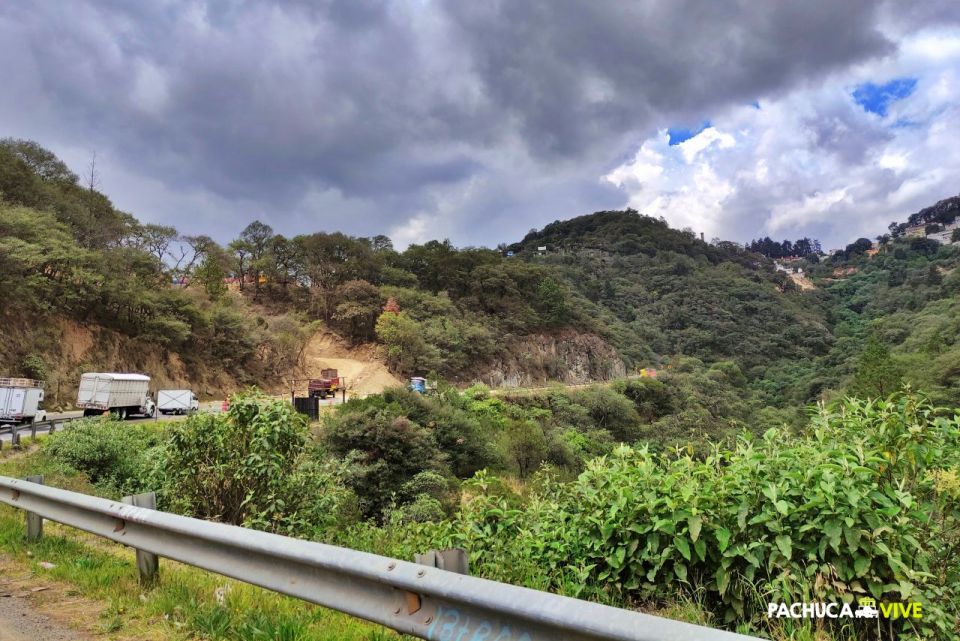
[476, 330, 626, 388]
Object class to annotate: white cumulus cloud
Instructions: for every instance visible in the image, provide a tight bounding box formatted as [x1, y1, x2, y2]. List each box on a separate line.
[604, 28, 960, 249]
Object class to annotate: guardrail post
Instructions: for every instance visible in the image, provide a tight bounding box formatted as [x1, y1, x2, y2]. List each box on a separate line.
[49, 421, 56, 435]
[122, 491, 159, 585]
[415, 547, 469, 575]
[30, 421, 38, 442]
[11, 424, 20, 449]
[24, 475, 43, 541]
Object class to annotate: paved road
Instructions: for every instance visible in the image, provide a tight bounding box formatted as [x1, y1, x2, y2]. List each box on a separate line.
[0, 396, 346, 444]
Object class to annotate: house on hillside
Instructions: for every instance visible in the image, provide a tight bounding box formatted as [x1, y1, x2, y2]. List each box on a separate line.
[929, 229, 959, 245]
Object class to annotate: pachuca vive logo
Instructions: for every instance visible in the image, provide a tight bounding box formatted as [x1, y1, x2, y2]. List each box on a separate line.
[767, 597, 923, 620]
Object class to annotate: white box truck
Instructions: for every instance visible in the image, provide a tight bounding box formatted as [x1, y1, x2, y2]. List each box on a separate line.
[0, 377, 48, 425]
[157, 389, 199, 415]
[76, 373, 155, 419]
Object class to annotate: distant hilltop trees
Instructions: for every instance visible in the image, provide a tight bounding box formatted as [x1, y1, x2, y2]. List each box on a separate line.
[746, 236, 822, 259]
[888, 194, 960, 238]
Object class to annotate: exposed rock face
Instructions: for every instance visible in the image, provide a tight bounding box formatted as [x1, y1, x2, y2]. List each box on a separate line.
[476, 330, 626, 388]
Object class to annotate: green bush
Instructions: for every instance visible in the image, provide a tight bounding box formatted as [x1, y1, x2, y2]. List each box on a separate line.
[381, 393, 959, 639]
[44, 419, 160, 496]
[158, 391, 355, 536]
[326, 409, 444, 521]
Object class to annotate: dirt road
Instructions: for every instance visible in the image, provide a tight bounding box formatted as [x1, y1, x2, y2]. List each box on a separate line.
[297, 332, 402, 397]
[0, 589, 87, 641]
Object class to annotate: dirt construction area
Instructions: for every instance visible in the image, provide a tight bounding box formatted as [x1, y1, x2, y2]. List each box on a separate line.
[296, 332, 402, 397]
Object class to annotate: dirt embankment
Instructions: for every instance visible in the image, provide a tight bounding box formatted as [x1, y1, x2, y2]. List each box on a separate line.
[0, 319, 240, 409]
[788, 272, 816, 290]
[293, 332, 402, 397]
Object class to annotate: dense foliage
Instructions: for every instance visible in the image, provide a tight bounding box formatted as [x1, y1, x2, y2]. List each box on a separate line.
[0, 141, 313, 386]
[41, 391, 960, 639]
[757, 234, 960, 409]
[508, 211, 831, 372]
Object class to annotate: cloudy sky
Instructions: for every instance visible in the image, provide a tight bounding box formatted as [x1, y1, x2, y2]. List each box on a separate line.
[1, 1, 959, 250]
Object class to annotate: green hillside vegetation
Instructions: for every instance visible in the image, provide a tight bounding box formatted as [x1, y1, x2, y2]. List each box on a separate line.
[754, 235, 960, 408]
[2, 139, 838, 402]
[509, 211, 832, 372]
[4, 138, 960, 639]
[0, 139, 312, 387]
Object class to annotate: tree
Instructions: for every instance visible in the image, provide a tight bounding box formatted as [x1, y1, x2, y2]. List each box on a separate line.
[851, 334, 901, 398]
[536, 277, 570, 326]
[332, 279, 382, 344]
[500, 420, 548, 479]
[85, 150, 101, 192]
[383, 296, 401, 314]
[370, 234, 393, 252]
[268, 234, 302, 287]
[129, 223, 178, 268]
[325, 411, 441, 520]
[844, 237, 873, 258]
[375, 311, 436, 373]
[239, 220, 275, 297]
[952, 228, 960, 243]
[0, 138, 77, 183]
[194, 254, 227, 301]
[228, 239, 253, 291]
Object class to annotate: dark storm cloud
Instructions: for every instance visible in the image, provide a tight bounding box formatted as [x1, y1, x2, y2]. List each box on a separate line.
[439, 0, 893, 157]
[0, 0, 935, 246]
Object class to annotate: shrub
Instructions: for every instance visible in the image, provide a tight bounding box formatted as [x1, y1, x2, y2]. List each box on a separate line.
[389, 393, 960, 640]
[326, 409, 445, 520]
[44, 419, 160, 496]
[158, 391, 353, 536]
[20, 353, 47, 381]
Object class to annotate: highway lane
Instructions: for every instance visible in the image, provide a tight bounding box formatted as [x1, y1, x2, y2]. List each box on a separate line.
[0, 396, 346, 444]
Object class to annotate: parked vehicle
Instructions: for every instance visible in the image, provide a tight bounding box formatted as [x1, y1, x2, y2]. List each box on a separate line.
[409, 377, 437, 394]
[157, 389, 199, 415]
[76, 373, 155, 419]
[0, 377, 47, 425]
[308, 369, 340, 399]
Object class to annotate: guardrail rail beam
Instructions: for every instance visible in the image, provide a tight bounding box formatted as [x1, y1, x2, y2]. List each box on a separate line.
[0, 476, 760, 641]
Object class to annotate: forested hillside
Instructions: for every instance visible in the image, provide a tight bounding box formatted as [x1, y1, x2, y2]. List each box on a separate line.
[2, 137, 959, 417]
[1, 139, 836, 400]
[0, 140, 315, 400]
[509, 211, 831, 371]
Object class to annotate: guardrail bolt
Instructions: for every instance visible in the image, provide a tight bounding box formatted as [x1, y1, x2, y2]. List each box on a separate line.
[24, 475, 43, 541]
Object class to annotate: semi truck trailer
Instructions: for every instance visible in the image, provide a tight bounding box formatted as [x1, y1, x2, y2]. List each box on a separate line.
[76, 373, 155, 419]
[0, 377, 48, 426]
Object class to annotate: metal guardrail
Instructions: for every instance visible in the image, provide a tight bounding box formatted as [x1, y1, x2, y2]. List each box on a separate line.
[0, 476, 759, 641]
[0, 418, 75, 449]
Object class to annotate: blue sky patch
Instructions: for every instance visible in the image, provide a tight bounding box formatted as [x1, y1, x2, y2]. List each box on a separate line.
[852, 77, 917, 116]
[667, 121, 711, 145]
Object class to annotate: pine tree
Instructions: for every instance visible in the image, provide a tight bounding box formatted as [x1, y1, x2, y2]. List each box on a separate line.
[851, 334, 901, 398]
